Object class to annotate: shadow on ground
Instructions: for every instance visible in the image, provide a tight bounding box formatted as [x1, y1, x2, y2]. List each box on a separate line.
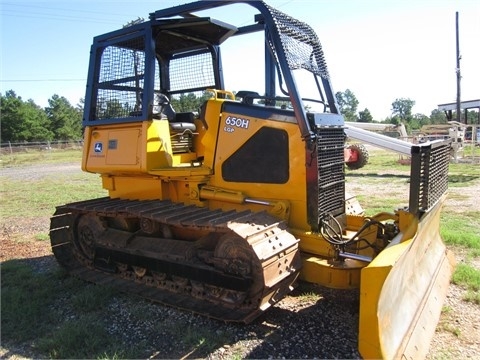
[1, 256, 362, 359]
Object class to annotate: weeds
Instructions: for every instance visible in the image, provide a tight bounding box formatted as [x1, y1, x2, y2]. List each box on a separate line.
[1, 260, 141, 359]
[1, 261, 56, 341]
[441, 323, 461, 338]
[463, 290, 480, 305]
[1, 148, 83, 167]
[441, 305, 452, 314]
[71, 284, 117, 313]
[297, 291, 321, 303]
[441, 212, 480, 250]
[0, 173, 106, 218]
[452, 263, 480, 291]
[36, 315, 114, 359]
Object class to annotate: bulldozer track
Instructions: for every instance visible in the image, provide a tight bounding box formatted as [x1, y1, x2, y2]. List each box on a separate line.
[50, 197, 301, 323]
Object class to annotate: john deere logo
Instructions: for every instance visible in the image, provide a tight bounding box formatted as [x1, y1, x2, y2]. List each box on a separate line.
[94, 142, 103, 153]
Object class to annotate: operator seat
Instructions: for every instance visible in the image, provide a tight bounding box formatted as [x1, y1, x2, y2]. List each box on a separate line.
[154, 93, 196, 154]
[236, 90, 260, 105]
[154, 93, 196, 131]
[155, 93, 177, 121]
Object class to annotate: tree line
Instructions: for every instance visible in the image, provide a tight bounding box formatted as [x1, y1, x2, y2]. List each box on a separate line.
[1, 90, 83, 143]
[335, 89, 478, 132]
[0, 90, 212, 143]
[2, 88, 477, 143]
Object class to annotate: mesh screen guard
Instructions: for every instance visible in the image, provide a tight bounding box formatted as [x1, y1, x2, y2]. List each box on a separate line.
[265, 3, 329, 79]
[89, 26, 216, 123]
[94, 37, 147, 120]
[169, 52, 215, 92]
[409, 140, 450, 217]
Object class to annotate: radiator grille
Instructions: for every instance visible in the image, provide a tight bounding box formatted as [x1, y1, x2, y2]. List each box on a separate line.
[316, 127, 345, 219]
[409, 140, 450, 216]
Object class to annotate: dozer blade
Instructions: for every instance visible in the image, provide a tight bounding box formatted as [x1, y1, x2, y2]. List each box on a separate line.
[358, 196, 455, 360]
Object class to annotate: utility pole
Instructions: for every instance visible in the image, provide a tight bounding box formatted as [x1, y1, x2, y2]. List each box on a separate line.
[456, 11, 461, 123]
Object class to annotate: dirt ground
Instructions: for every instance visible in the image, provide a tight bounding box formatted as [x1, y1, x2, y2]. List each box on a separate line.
[1, 162, 479, 359]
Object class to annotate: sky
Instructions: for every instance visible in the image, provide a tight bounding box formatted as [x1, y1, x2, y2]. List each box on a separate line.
[1, 0, 479, 121]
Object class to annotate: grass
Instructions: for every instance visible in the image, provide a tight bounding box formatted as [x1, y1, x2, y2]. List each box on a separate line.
[173, 324, 221, 355]
[36, 315, 116, 359]
[441, 212, 480, 304]
[448, 174, 480, 187]
[0, 149, 103, 213]
[1, 260, 232, 359]
[440, 323, 462, 338]
[441, 211, 480, 251]
[1, 148, 83, 167]
[0, 149, 106, 244]
[355, 194, 407, 215]
[0, 172, 105, 217]
[35, 233, 50, 241]
[463, 290, 480, 304]
[460, 144, 480, 158]
[346, 148, 410, 174]
[1, 261, 122, 356]
[452, 263, 480, 304]
[1, 261, 57, 341]
[297, 291, 322, 303]
[71, 284, 118, 312]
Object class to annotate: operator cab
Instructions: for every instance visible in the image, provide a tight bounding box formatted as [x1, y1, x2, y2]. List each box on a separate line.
[83, 17, 237, 126]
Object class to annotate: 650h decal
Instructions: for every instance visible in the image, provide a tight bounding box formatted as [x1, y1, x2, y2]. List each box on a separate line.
[223, 116, 250, 133]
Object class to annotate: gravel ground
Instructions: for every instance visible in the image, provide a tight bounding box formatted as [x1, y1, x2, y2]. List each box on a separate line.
[1, 235, 478, 360]
[0, 250, 362, 360]
[1, 161, 479, 359]
[0, 219, 362, 360]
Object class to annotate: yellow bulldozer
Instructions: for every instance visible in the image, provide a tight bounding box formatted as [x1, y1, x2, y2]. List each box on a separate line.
[50, 1, 454, 358]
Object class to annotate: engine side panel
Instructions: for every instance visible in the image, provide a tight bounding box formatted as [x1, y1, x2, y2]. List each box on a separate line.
[210, 101, 310, 229]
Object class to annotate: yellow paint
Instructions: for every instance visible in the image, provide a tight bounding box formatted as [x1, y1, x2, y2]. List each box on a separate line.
[200, 90, 234, 169]
[209, 101, 308, 230]
[291, 229, 335, 258]
[300, 255, 363, 289]
[83, 120, 174, 174]
[100, 174, 165, 200]
[358, 196, 454, 360]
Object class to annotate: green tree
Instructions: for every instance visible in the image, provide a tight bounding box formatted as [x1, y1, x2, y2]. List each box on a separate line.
[76, 98, 85, 114]
[391, 98, 415, 122]
[385, 115, 399, 125]
[335, 89, 359, 122]
[45, 95, 82, 140]
[104, 99, 125, 119]
[1, 90, 53, 142]
[93, 97, 125, 119]
[411, 113, 430, 130]
[170, 92, 212, 112]
[466, 110, 479, 125]
[429, 109, 447, 124]
[444, 110, 479, 124]
[20, 100, 54, 141]
[358, 108, 373, 123]
[1, 90, 23, 142]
